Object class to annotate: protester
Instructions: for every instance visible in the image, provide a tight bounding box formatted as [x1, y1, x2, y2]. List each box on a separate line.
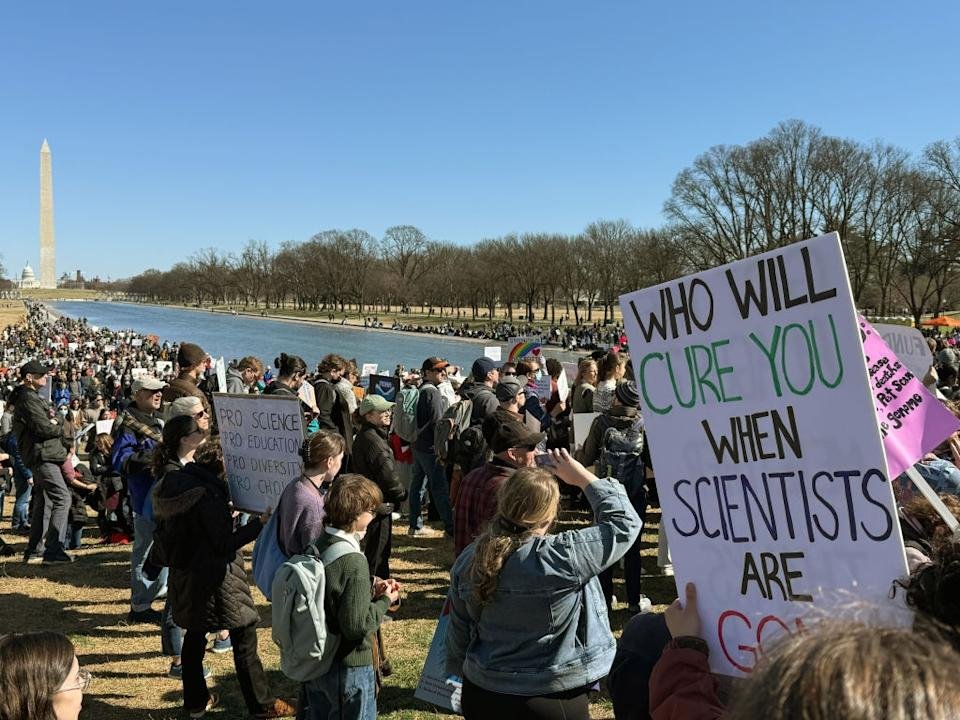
[408, 357, 454, 537]
[314, 354, 355, 463]
[274, 430, 345, 557]
[13, 359, 74, 565]
[111, 376, 167, 623]
[150, 432, 294, 719]
[447, 450, 641, 719]
[302, 473, 400, 720]
[225, 356, 264, 394]
[579, 380, 651, 612]
[0, 631, 90, 720]
[265, 353, 314, 429]
[351, 395, 408, 580]
[571, 358, 598, 413]
[481, 376, 527, 444]
[0, 422, 33, 533]
[514, 358, 565, 431]
[593, 350, 625, 414]
[452, 357, 500, 473]
[162, 343, 211, 413]
[452, 420, 543, 557]
[87, 432, 131, 543]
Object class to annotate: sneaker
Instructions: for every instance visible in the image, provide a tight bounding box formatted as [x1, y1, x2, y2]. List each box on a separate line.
[408, 527, 440, 537]
[42, 552, 74, 565]
[252, 698, 297, 718]
[627, 596, 653, 614]
[127, 608, 163, 625]
[23, 552, 43, 564]
[169, 662, 212, 679]
[188, 693, 219, 718]
[211, 635, 232, 654]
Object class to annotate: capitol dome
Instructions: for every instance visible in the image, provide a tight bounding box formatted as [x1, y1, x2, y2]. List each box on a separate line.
[19, 264, 39, 289]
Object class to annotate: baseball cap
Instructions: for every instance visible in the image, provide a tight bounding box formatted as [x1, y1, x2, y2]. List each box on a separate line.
[472, 357, 497, 381]
[359, 394, 395, 415]
[495, 376, 526, 402]
[19, 359, 52, 378]
[421, 357, 450, 373]
[132, 377, 167, 393]
[490, 420, 547, 454]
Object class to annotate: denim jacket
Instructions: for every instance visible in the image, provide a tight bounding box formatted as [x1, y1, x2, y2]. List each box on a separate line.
[445, 477, 641, 695]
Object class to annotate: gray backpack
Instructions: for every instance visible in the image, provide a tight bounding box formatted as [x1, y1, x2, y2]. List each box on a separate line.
[271, 541, 362, 682]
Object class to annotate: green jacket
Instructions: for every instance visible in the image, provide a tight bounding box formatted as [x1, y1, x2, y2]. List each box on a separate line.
[313, 529, 391, 667]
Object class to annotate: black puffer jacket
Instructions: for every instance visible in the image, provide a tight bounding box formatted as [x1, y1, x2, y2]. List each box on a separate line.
[351, 420, 407, 513]
[151, 461, 263, 631]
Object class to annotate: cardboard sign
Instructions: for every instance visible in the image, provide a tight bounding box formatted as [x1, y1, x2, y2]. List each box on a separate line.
[572, 412, 599, 454]
[414, 600, 462, 713]
[619, 232, 908, 676]
[298, 380, 319, 412]
[507, 336, 542, 362]
[361, 363, 378, 378]
[484, 346, 502, 362]
[874, 323, 934, 383]
[861, 318, 960, 496]
[212, 393, 305, 513]
[368, 374, 400, 403]
[215, 357, 227, 394]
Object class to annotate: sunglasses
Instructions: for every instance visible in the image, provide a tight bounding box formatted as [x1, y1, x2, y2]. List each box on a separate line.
[194, 409, 208, 418]
[502, 371, 517, 376]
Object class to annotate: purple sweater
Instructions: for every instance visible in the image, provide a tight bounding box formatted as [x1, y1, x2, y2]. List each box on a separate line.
[275, 476, 327, 556]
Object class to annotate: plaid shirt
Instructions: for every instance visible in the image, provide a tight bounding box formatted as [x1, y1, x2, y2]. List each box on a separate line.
[454, 458, 516, 557]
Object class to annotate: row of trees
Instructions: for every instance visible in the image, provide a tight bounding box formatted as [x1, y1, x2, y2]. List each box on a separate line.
[124, 121, 960, 326]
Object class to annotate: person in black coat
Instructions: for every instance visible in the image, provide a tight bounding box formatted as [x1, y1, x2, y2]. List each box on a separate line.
[351, 394, 408, 580]
[149, 417, 294, 719]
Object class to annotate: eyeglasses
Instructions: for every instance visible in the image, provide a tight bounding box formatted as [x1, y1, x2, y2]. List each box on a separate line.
[54, 668, 92, 694]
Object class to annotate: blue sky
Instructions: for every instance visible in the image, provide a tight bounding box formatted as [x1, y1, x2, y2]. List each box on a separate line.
[1, 1, 957, 280]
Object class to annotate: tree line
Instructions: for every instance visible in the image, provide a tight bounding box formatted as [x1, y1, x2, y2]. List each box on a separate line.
[123, 120, 960, 327]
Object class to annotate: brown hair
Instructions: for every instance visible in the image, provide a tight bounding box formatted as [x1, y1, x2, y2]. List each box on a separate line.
[299, 430, 346, 473]
[237, 356, 265, 374]
[318, 353, 349, 375]
[151, 415, 204, 477]
[902, 493, 960, 542]
[469, 467, 559, 604]
[515, 359, 538, 377]
[193, 437, 224, 475]
[93, 432, 113, 455]
[324, 473, 382, 529]
[598, 350, 624, 381]
[0, 631, 76, 720]
[729, 623, 960, 720]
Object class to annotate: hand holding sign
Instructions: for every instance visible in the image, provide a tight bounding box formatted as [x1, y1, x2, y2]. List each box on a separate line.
[665, 582, 702, 639]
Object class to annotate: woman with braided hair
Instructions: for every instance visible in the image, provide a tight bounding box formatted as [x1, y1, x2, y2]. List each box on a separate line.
[446, 450, 641, 720]
[273, 430, 345, 557]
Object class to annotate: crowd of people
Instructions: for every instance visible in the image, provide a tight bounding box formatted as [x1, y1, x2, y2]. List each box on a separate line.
[4, 303, 960, 720]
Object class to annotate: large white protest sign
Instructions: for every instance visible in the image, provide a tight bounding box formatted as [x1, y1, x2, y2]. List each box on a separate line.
[874, 323, 933, 382]
[572, 412, 599, 454]
[483, 346, 502, 362]
[213, 393, 304, 513]
[155, 360, 173, 376]
[620, 232, 908, 676]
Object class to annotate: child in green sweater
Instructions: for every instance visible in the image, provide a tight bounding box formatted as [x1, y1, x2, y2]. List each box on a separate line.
[307, 474, 401, 720]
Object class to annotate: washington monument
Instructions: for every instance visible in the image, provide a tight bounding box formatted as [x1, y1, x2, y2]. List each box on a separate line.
[39, 139, 56, 289]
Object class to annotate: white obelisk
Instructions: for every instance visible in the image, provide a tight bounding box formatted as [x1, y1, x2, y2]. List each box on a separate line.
[39, 139, 56, 289]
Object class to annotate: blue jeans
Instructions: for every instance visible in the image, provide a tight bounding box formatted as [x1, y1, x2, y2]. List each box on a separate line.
[160, 598, 184, 657]
[131, 514, 168, 611]
[306, 662, 376, 720]
[12, 474, 32, 528]
[409, 448, 453, 534]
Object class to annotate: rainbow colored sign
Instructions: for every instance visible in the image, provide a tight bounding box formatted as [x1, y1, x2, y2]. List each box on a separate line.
[507, 337, 542, 362]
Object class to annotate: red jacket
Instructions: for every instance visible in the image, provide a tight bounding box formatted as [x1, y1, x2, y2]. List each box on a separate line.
[650, 642, 725, 720]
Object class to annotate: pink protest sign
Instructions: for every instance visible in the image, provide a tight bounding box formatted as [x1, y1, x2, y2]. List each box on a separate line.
[861, 318, 960, 493]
